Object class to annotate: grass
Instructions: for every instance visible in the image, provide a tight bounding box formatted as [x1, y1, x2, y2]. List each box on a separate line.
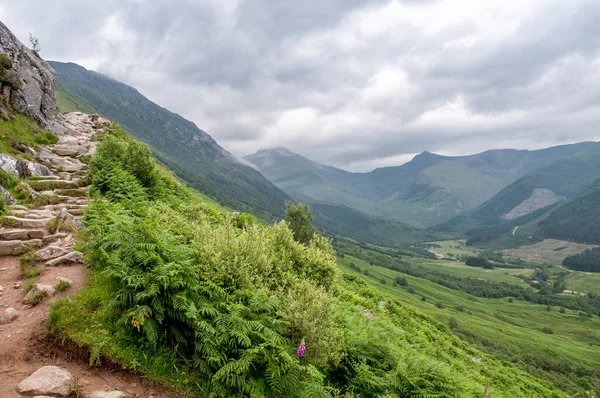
[337, 253, 600, 394]
[23, 277, 37, 293]
[505, 239, 597, 266]
[564, 272, 600, 294]
[55, 280, 70, 292]
[0, 114, 58, 157]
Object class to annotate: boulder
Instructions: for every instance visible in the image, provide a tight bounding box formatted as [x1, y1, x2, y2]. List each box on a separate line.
[0, 153, 22, 177]
[45, 251, 83, 266]
[56, 276, 73, 285]
[23, 283, 55, 304]
[0, 185, 16, 205]
[0, 307, 17, 324]
[0, 240, 23, 255]
[0, 228, 29, 240]
[0, 154, 51, 179]
[58, 207, 84, 231]
[22, 159, 52, 177]
[17, 366, 75, 397]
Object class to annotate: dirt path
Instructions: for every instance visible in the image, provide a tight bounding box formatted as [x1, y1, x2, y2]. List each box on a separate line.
[0, 113, 182, 397]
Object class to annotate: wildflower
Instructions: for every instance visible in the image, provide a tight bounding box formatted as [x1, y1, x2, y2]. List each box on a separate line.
[297, 341, 306, 358]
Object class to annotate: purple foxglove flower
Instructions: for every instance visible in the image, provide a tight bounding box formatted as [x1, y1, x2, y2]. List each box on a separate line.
[297, 342, 306, 358]
[484, 382, 489, 394]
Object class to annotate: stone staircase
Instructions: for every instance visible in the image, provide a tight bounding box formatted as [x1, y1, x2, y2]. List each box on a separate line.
[0, 113, 100, 318]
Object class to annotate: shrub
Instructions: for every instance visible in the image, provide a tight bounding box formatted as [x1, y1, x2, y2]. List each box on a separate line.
[394, 276, 408, 286]
[541, 327, 554, 334]
[559, 307, 566, 314]
[55, 281, 70, 292]
[449, 317, 458, 329]
[435, 302, 445, 309]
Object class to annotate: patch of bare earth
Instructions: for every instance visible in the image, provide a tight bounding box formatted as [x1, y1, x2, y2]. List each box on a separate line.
[505, 239, 598, 266]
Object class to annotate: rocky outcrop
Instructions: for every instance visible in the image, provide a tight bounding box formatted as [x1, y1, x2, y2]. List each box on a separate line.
[501, 188, 565, 220]
[0, 153, 51, 178]
[0, 21, 63, 133]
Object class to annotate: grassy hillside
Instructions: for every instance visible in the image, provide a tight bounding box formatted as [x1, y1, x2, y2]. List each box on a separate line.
[335, 241, 600, 395]
[49, 61, 289, 221]
[538, 178, 600, 244]
[48, 128, 569, 397]
[439, 145, 600, 234]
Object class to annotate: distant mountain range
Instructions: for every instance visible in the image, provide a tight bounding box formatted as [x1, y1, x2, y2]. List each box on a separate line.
[49, 61, 290, 221]
[246, 143, 600, 227]
[440, 143, 600, 233]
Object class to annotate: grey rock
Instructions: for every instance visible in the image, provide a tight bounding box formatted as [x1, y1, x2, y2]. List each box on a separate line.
[58, 207, 84, 231]
[22, 159, 52, 177]
[42, 232, 68, 245]
[0, 153, 21, 177]
[0, 185, 15, 205]
[45, 251, 83, 266]
[1, 216, 50, 228]
[0, 239, 23, 255]
[36, 245, 69, 260]
[56, 276, 73, 285]
[23, 283, 55, 304]
[17, 366, 75, 397]
[0, 22, 63, 133]
[0, 307, 17, 324]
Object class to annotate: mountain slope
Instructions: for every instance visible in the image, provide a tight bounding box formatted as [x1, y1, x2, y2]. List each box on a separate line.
[49, 61, 289, 221]
[438, 144, 600, 234]
[246, 144, 599, 226]
[538, 178, 600, 244]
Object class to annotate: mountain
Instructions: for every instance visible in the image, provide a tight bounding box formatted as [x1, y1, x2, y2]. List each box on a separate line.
[538, 177, 600, 244]
[439, 143, 600, 233]
[48, 61, 289, 221]
[246, 143, 599, 226]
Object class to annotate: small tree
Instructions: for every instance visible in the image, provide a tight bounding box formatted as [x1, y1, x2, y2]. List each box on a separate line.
[29, 33, 41, 53]
[285, 201, 314, 245]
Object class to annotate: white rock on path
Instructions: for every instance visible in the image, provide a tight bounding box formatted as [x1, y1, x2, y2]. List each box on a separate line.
[36, 245, 69, 260]
[0, 307, 17, 324]
[17, 366, 75, 397]
[23, 284, 56, 304]
[90, 391, 127, 398]
[45, 251, 83, 267]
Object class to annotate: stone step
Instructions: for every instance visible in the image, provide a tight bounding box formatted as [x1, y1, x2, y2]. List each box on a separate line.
[0, 228, 45, 240]
[0, 239, 43, 256]
[11, 210, 54, 219]
[51, 188, 88, 197]
[29, 175, 61, 180]
[1, 216, 52, 228]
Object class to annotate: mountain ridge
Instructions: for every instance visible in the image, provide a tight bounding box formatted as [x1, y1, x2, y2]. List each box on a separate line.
[49, 61, 290, 221]
[245, 142, 600, 226]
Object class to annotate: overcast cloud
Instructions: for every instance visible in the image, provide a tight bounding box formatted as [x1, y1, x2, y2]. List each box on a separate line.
[2, 0, 600, 171]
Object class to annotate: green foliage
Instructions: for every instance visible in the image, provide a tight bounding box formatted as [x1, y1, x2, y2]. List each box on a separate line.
[0, 53, 12, 69]
[0, 114, 58, 156]
[55, 281, 70, 292]
[540, 178, 600, 244]
[23, 278, 36, 293]
[48, 131, 573, 397]
[285, 201, 315, 245]
[542, 327, 554, 334]
[563, 247, 600, 272]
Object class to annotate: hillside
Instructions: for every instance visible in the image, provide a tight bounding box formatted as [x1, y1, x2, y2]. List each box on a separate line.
[246, 144, 599, 226]
[539, 178, 600, 244]
[48, 61, 290, 221]
[46, 128, 571, 397]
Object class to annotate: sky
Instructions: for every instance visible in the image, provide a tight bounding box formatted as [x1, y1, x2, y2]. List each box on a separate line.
[1, 0, 600, 172]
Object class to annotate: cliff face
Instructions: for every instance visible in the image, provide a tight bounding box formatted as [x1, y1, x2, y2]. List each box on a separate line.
[0, 21, 62, 133]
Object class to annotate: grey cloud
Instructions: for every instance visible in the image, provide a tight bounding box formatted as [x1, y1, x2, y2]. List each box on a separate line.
[1, 0, 600, 171]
